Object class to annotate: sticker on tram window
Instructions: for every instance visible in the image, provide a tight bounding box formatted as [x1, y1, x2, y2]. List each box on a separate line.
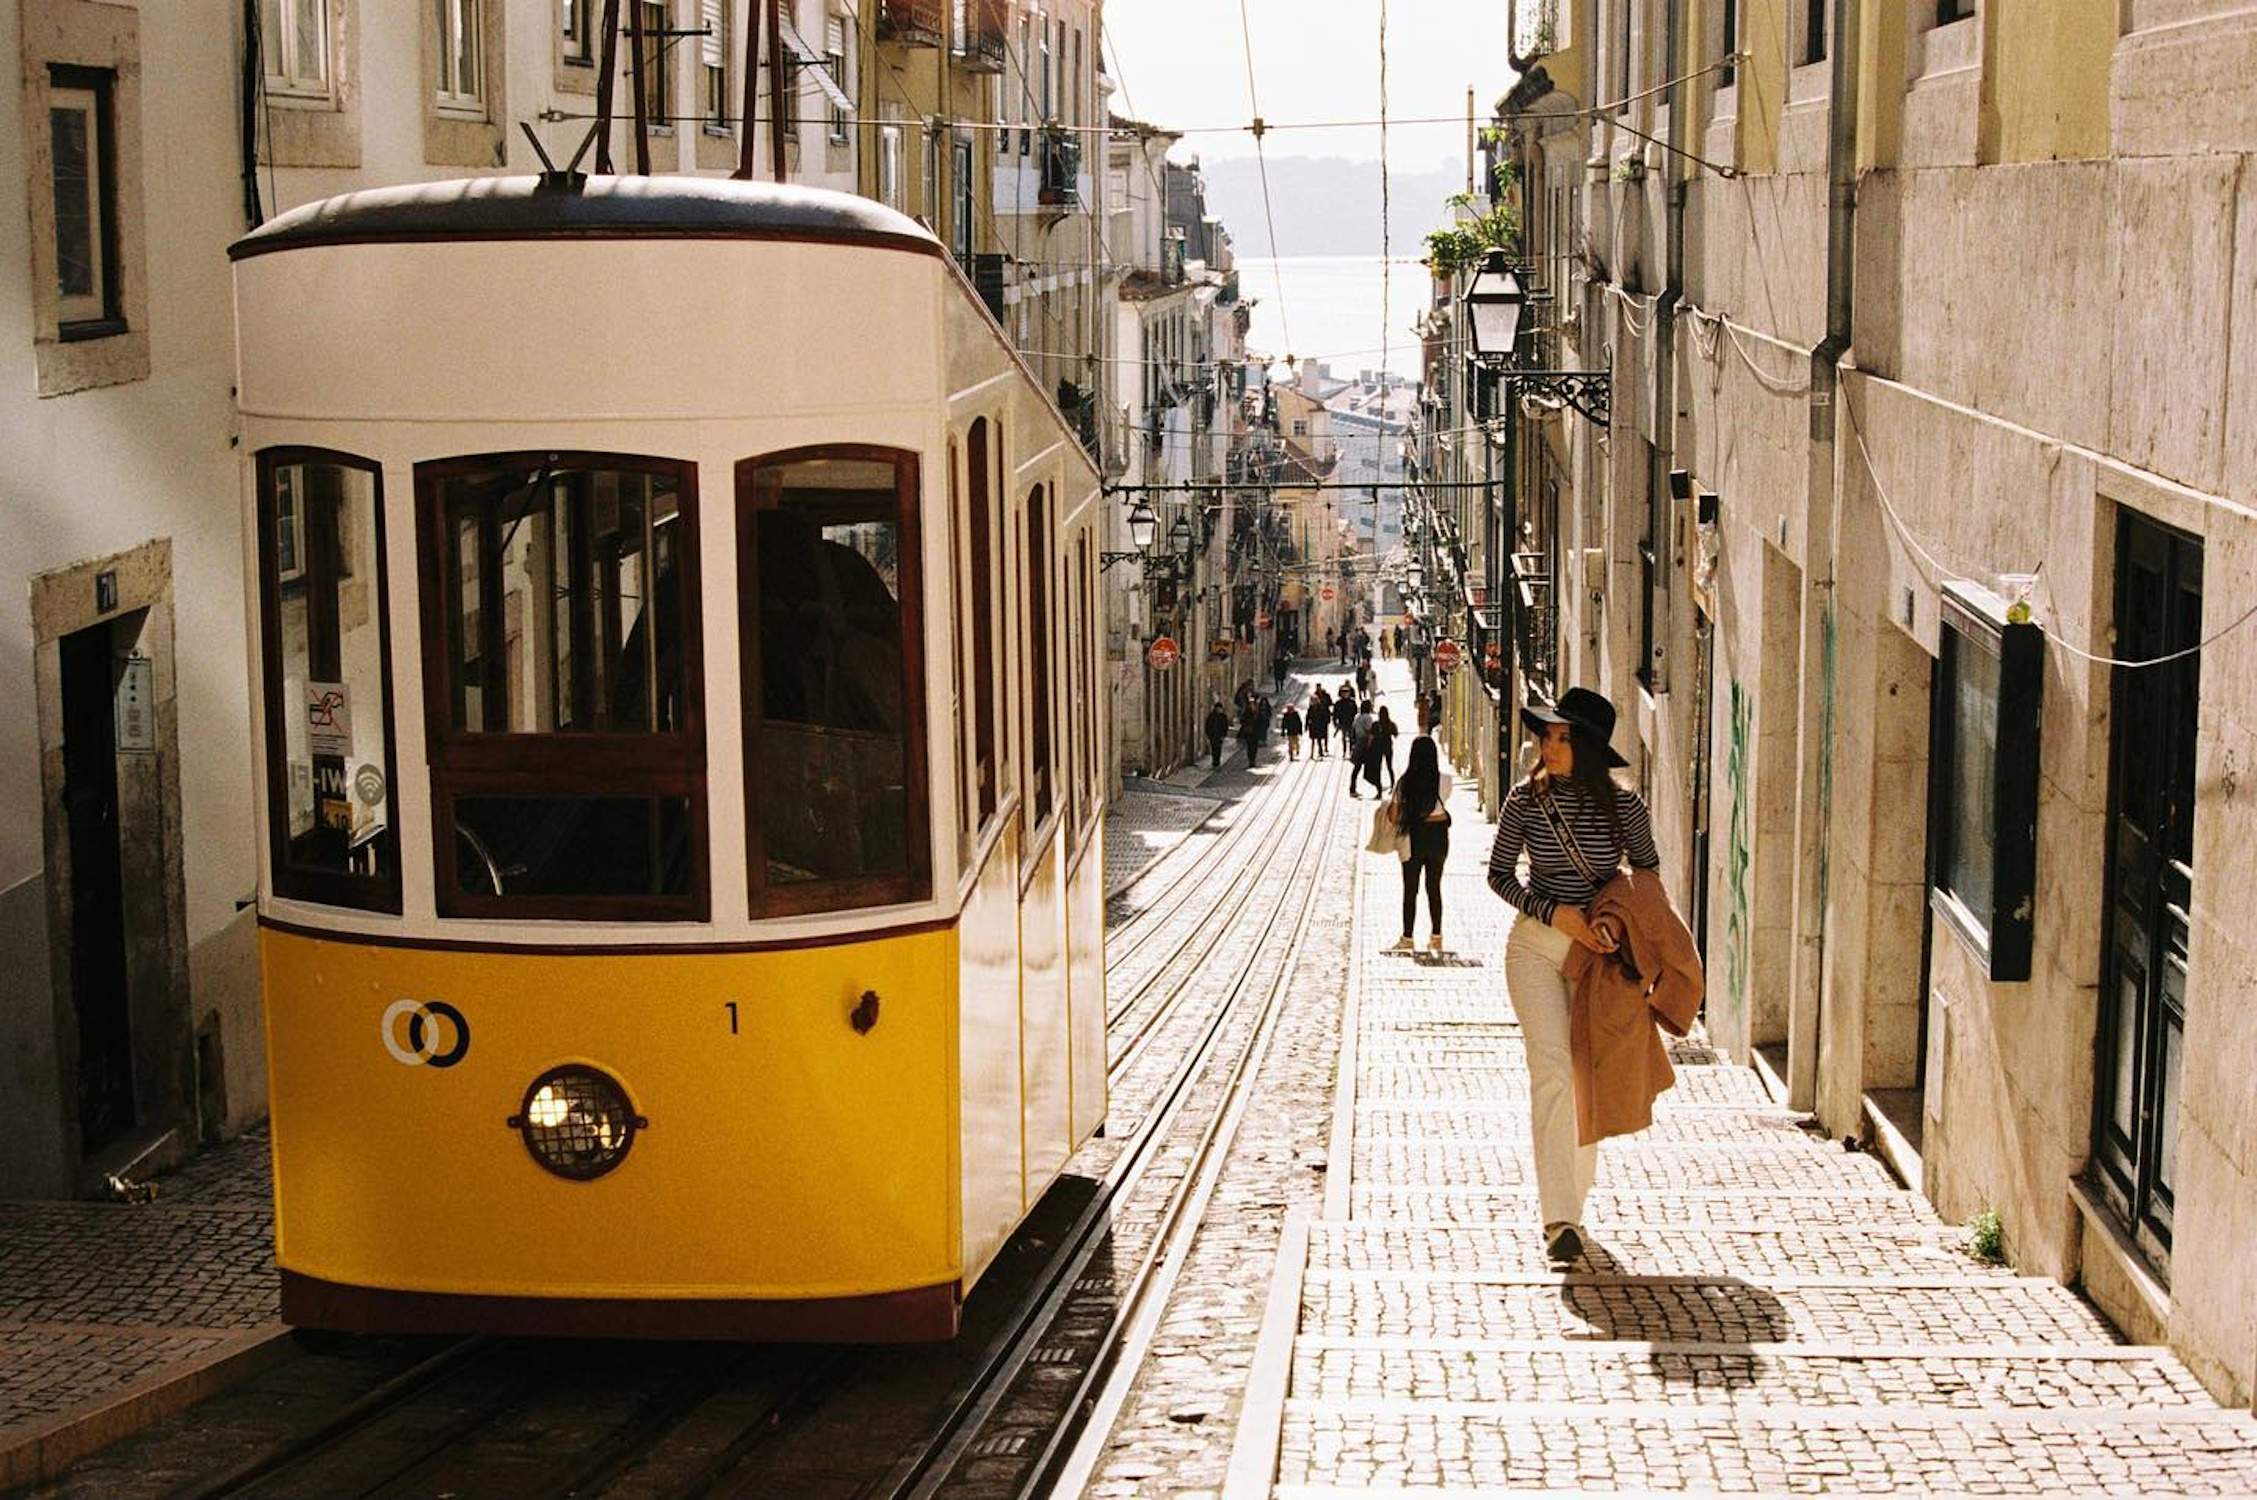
[381, 999, 471, 1069]
[353, 764, 387, 807]
[306, 680, 353, 758]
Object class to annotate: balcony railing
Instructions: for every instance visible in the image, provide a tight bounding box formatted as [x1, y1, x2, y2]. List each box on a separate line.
[956, 0, 1008, 71]
[1039, 125, 1082, 208]
[878, 0, 946, 47]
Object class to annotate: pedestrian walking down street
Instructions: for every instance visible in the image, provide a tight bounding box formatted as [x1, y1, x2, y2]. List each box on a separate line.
[1385, 735, 1453, 954]
[1239, 698, 1261, 767]
[1362, 703, 1396, 796]
[1485, 687, 1662, 1266]
[1204, 698, 1230, 770]
[1333, 688, 1359, 780]
[1348, 698, 1377, 797]
[1281, 703, 1303, 760]
[1307, 686, 1332, 758]
[1273, 650, 1290, 694]
[1256, 695, 1274, 755]
[1373, 704, 1400, 789]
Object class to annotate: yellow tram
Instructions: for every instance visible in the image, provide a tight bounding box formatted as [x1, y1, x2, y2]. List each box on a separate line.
[230, 176, 1109, 1339]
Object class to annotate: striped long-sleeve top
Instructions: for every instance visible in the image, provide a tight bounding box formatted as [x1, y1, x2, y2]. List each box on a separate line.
[1485, 776, 1661, 923]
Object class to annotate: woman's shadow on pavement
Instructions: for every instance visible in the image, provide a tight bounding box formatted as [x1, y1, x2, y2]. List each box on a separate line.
[1556, 1238, 1790, 1390]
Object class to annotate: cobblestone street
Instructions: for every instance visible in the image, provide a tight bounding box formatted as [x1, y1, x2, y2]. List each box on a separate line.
[1194, 677, 2257, 1496]
[1075, 659, 2257, 1497]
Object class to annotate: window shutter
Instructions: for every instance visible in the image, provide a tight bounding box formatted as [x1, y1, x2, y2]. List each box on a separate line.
[702, 0, 726, 66]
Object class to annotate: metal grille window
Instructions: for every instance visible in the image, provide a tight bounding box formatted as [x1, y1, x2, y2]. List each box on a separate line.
[739, 448, 929, 915]
[258, 450, 399, 912]
[418, 453, 706, 920]
[48, 67, 120, 336]
[260, 0, 332, 99]
[434, 0, 485, 114]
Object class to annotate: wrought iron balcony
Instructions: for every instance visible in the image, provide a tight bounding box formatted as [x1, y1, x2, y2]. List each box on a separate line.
[878, 0, 946, 48]
[957, 0, 1008, 72]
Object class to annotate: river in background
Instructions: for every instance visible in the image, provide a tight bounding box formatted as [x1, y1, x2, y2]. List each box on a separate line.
[1234, 256, 1431, 385]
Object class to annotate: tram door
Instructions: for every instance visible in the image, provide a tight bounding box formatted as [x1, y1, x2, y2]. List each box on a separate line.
[60, 620, 136, 1153]
[2093, 512, 2201, 1267]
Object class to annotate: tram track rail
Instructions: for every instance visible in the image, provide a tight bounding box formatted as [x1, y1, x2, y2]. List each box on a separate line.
[1101, 681, 1326, 993]
[871, 753, 1340, 1499]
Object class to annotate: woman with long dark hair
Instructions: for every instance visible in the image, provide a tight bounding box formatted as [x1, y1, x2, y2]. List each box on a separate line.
[1386, 735, 1453, 953]
[1485, 688, 1662, 1264]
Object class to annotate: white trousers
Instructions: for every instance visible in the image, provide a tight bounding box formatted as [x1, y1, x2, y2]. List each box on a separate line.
[1506, 911, 1597, 1229]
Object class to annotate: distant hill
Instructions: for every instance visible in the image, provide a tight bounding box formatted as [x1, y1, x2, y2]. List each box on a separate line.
[1194, 156, 1471, 259]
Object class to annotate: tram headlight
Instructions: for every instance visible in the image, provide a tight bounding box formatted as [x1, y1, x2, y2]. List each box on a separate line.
[507, 1066, 646, 1181]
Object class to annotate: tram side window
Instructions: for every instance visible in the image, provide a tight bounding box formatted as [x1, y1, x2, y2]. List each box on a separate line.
[421, 455, 705, 919]
[1024, 483, 1055, 829]
[740, 449, 930, 915]
[966, 419, 999, 828]
[259, 451, 399, 911]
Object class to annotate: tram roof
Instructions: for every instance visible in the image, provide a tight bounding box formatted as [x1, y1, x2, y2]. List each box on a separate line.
[230, 174, 944, 262]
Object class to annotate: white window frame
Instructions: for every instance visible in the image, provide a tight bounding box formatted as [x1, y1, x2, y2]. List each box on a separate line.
[435, 0, 487, 116]
[634, 0, 675, 135]
[562, 0, 595, 64]
[700, 0, 731, 135]
[262, 0, 334, 101]
[880, 121, 905, 209]
[274, 466, 306, 582]
[826, 15, 851, 143]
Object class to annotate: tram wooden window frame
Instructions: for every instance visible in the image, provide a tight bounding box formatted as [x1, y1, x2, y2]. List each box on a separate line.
[737, 444, 932, 918]
[414, 450, 710, 923]
[257, 447, 403, 913]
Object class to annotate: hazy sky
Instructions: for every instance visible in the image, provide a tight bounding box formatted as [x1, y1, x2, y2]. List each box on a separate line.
[1102, 0, 1518, 171]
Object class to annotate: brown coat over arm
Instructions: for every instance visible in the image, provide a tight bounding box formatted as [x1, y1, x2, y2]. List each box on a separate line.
[1562, 866, 1705, 1146]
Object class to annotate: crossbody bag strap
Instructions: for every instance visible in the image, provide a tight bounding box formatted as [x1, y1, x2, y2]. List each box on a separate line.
[1534, 782, 1611, 891]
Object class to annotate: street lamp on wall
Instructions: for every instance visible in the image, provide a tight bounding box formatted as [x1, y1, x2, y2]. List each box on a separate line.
[1463, 250, 1527, 365]
[1127, 495, 1159, 552]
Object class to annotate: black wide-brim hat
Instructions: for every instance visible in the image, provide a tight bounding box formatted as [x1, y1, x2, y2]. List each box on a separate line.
[1520, 686, 1630, 767]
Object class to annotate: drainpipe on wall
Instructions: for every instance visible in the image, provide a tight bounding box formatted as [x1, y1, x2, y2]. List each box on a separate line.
[1787, 0, 1861, 1114]
[1647, 0, 1688, 698]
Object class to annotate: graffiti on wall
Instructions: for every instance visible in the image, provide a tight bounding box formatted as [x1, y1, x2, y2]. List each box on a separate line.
[1723, 679, 1753, 1031]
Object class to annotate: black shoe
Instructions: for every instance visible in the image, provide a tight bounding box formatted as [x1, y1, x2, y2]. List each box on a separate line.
[1544, 1222, 1584, 1264]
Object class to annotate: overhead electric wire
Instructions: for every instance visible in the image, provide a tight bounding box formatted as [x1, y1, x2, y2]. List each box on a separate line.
[1235, 0, 1294, 361]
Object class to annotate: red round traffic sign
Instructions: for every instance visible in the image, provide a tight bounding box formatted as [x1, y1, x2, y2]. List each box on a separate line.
[1433, 638, 1463, 673]
[1147, 635, 1181, 670]
[1319, 584, 1337, 602]
[1256, 610, 1273, 629]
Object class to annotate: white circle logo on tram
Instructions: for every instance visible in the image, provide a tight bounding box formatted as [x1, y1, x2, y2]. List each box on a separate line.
[381, 999, 471, 1069]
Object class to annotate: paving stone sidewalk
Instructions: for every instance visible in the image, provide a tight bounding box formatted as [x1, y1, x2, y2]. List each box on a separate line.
[1213, 661, 2257, 1496]
[0, 1129, 284, 1489]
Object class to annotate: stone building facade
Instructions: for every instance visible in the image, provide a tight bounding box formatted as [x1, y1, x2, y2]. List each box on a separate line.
[1483, 0, 2257, 1405]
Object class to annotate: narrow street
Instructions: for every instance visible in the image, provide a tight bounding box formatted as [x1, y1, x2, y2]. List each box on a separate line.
[9, 662, 2257, 1497]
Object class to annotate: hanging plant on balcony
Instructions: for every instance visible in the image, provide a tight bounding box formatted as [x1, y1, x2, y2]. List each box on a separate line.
[1423, 185, 1521, 280]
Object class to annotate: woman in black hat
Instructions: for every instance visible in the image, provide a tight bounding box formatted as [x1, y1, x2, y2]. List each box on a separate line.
[1483, 687, 1662, 1265]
